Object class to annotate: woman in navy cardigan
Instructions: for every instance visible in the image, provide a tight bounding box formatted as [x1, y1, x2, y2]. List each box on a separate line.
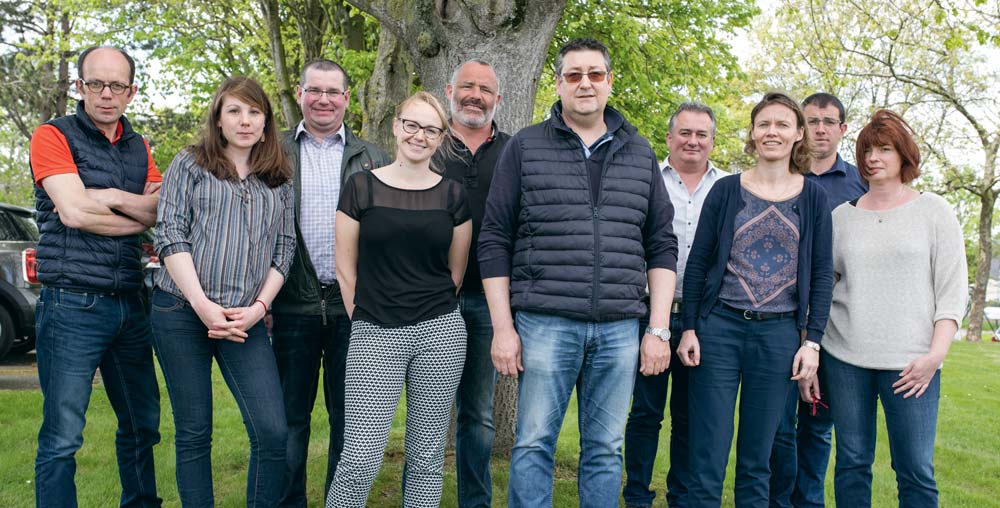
[676, 91, 833, 508]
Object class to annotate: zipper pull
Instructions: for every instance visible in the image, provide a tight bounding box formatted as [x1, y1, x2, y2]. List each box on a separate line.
[321, 297, 327, 326]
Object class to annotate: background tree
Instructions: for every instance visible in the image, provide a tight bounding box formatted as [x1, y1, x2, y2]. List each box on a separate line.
[750, 0, 1000, 341]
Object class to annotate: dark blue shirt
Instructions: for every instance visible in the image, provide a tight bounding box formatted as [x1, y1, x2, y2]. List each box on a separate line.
[805, 154, 867, 213]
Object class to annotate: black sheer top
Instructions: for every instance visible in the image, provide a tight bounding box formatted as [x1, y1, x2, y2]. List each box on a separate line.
[339, 171, 471, 326]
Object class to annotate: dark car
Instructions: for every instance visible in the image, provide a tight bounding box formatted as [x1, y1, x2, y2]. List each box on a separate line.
[0, 203, 41, 359]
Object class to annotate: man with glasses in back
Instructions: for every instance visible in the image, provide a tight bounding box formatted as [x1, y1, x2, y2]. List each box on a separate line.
[769, 92, 866, 508]
[270, 58, 390, 507]
[479, 38, 678, 507]
[29, 45, 163, 508]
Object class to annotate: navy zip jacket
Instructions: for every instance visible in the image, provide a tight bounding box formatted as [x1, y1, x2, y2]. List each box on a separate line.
[681, 173, 834, 342]
[479, 102, 677, 322]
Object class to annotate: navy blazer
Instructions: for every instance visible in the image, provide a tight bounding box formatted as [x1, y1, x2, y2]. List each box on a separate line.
[681, 173, 834, 342]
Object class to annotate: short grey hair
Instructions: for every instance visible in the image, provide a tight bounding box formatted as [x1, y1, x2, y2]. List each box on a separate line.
[668, 102, 717, 137]
[450, 59, 499, 95]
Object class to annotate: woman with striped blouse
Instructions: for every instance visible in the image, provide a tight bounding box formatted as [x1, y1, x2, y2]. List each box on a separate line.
[152, 76, 294, 507]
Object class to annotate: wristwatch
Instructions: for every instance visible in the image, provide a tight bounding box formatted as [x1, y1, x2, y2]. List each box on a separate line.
[645, 326, 671, 342]
[802, 340, 821, 352]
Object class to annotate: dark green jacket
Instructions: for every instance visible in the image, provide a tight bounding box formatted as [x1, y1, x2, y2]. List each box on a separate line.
[271, 127, 391, 317]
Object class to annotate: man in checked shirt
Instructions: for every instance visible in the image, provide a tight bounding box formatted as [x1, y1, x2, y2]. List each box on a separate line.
[270, 59, 390, 507]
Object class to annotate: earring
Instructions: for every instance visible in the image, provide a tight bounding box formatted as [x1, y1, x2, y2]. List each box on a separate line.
[259, 134, 265, 144]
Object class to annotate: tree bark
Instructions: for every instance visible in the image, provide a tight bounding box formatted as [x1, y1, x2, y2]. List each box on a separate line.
[347, 0, 568, 456]
[360, 28, 411, 155]
[259, 0, 301, 128]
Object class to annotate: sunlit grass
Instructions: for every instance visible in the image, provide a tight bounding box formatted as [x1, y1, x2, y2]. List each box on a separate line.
[0, 340, 997, 506]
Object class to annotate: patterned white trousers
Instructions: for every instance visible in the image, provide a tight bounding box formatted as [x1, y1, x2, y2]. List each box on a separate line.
[326, 308, 466, 507]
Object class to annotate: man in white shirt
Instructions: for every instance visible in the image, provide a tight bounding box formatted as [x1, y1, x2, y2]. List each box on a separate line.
[623, 102, 727, 508]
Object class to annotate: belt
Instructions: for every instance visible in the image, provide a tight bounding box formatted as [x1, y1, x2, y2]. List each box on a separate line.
[720, 302, 795, 321]
[670, 300, 682, 314]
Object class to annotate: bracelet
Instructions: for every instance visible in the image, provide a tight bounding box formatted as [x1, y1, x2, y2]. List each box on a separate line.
[254, 299, 269, 313]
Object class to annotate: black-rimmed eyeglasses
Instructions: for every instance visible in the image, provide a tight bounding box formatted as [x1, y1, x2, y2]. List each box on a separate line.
[397, 118, 445, 140]
[80, 79, 131, 95]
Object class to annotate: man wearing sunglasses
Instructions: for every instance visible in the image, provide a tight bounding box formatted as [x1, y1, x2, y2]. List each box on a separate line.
[270, 58, 391, 507]
[29, 45, 163, 508]
[479, 38, 678, 507]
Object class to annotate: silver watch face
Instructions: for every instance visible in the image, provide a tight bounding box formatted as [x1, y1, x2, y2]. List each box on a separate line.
[646, 326, 671, 341]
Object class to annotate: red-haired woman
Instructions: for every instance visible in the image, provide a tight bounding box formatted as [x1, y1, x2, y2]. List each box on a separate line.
[819, 110, 966, 507]
[152, 76, 294, 506]
[678, 91, 833, 507]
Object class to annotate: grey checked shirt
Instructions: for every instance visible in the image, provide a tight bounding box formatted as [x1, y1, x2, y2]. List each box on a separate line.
[155, 150, 296, 308]
[296, 122, 344, 284]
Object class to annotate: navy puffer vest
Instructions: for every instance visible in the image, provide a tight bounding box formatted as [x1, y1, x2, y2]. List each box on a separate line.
[32, 102, 148, 292]
[511, 106, 655, 321]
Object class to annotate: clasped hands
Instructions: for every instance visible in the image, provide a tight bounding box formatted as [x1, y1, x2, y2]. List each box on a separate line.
[191, 297, 266, 343]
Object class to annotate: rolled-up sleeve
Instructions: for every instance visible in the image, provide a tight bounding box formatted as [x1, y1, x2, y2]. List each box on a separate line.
[932, 198, 968, 324]
[477, 135, 522, 279]
[271, 181, 296, 278]
[155, 152, 196, 259]
[642, 155, 678, 272]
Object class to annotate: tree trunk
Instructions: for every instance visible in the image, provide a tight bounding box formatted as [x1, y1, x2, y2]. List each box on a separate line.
[331, 0, 367, 51]
[360, 28, 411, 155]
[259, 0, 301, 128]
[347, 0, 568, 456]
[291, 0, 329, 62]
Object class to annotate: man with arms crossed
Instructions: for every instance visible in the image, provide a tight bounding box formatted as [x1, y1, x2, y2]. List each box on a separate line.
[271, 59, 390, 507]
[769, 92, 866, 508]
[479, 38, 678, 507]
[623, 102, 727, 508]
[435, 59, 511, 508]
[30, 45, 162, 508]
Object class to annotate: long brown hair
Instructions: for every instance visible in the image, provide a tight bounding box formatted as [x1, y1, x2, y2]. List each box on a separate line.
[191, 76, 290, 187]
[743, 91, 812, 174]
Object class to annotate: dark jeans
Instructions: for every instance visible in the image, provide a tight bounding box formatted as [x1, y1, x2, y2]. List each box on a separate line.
[822, 352, 940, 508]
[34, 287, 161, 508]
[150, 289, 287, 507]
[769, 368, 833, 508]
[623, 314, 690, 508]
[454, 291, 498, 508]
[687, 306, 799, 508]
[271, 311, 351, 507]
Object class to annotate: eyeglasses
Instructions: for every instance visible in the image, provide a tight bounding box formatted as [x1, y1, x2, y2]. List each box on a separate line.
[807, 118, 842, 127]
[397, 117, 445, 140]
[560, 71, 608, 84]
[80, 79, 131, 95]
[303, 87, 346, 99]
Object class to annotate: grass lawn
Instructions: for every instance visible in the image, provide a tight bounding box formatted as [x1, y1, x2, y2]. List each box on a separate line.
[1, 340, 998, 507]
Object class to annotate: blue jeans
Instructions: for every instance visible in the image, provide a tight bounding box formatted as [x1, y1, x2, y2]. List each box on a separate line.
[34, 287, 161, 508]
[150, 289, 287, 507]
[507, 311, 639, 508]
[822, 352, 940, 508]
[769, 369, 832, 508]
[271, 312, 351, 507]
[623, 315, 690, 508]
[687, 306, 799, 508]
[454, 291, 498, 508]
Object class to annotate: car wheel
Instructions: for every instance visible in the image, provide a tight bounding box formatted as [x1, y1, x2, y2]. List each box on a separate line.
[0, 305, 14, 360]
[10, 335, 35, 354]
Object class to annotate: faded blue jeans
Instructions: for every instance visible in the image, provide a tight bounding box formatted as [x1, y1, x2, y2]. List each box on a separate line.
[34, 287, 162, 508]
[454, 291, 499, 508]
[822, 351, 940, 508]
[150, 289, 287, 507]
[507, 311, 639, 508]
